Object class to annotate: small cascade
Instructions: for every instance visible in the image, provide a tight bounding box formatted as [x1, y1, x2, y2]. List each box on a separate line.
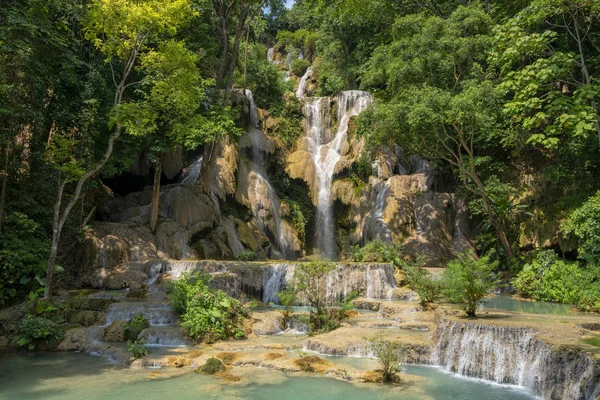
[296, 67, 312, 98]
[262, 263, 296, 304]
[360, 180, 392, 244]
[179, 155, 203, 185]
[147, 262, 165, 285]
[301, 91, 372, 259]
[244, 90, 293, 259]
[413, 201, 423, 235]
[105, 303, 177, 326]
[267, 47, 275, 63]
[138, 327, 190, 347]
[432, 321, 600, 399]
[223, 218, 245, 259]
[284, 318, 309, 334]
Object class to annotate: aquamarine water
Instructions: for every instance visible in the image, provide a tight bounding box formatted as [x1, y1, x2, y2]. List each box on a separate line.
[479, 295, 575, 315]
[0, 351, 536, 400]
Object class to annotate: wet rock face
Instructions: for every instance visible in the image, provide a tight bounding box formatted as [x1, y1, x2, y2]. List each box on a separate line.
[103, 320, 127, 342]
[432, 321, 600, 400]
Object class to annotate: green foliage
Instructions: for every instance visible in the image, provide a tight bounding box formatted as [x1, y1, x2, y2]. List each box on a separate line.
[236, 250, 259, 261]
[243, 44, 285, 110]
[276, 289, 297, 329]
[13, 315, 64, 350]
[171, 272, 249, 343]
[348, 239, 403, 266]
[291, 59, 311, 77]
[404, 266, 441, 307]
[562, 192, 600, 258]
[513, 250, 588, 305]
[124, 313, 150, 342]
[442, 253, 499, 317]
[127, 339, 148, 359]
[294, 259, 355, 334]
[366, 334, 405, 383]
[285, 200, 307, 244]
[0, 213, 51, 307]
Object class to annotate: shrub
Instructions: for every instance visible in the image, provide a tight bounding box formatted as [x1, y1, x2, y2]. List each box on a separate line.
[442, 252, 498, 317]
[171, 272, 250, 343]
[294, 259, 356, 334]
[348, 239, 403, 266]
[513, 250, 587, 305]
[125, 313, 150, 342]
[276, 289, 297, 329]
[237, 250, 259, 262]
[199, 357, 225, 374]
[127, 339, 148, 358]
[562, 192, 600, 258]
[404, 266, 441, 307]
[367, 335, 405, 383]
[13, 315, 64, 350]
[291, 59, 311, 77]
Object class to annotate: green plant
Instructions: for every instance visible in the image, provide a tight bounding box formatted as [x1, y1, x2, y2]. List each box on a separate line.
[513, 250, 588, 306]
[125, 314, 150, 342]
[127, 339, 148, 359]
[291, 59, 311, 77]
[404, 266, 441, 307]
[276, 289, 297, 329]
[172, 272, 249, 343]
[13, 315, 64, 350]
[366, 335, 405, 383]
[348, 239, 403, 266]
[236, 250, 259, 262]
[199, 357, 225, 374]
[442, 252, 499, 318]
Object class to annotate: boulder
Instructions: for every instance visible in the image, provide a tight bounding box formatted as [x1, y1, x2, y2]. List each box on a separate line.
[103, 320, 128, 342]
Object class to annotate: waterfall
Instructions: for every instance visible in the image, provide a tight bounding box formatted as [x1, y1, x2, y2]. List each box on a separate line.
[105, 303, 177, 326]
[267, 47, 275, 63]
[360, 180, 392, 244]
[302, 91, 372, 259]
[244, 90, 292, 259]
[262, 263, 296, 304]
[432, 321, 600, 399]
[179, 155, 203, 185]
[296, 67, 312, 98]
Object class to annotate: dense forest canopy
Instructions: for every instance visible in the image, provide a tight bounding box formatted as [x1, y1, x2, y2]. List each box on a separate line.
[1, 0, 599, 310]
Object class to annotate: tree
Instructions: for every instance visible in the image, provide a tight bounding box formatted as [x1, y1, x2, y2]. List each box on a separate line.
[441, 252, 499, 317]
[366, 334, 405, 383]
[43, 0, 195, 299]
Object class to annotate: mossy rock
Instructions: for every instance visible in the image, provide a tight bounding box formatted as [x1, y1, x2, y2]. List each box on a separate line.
[125, 314, 150, 342]
[215, 352, 245, 365]
[294, 356, 332, 373]
[103, 320, 128, 342]
[125, 288, 149, 300]
[65, 298, 115, 311]
[198, 357, 225, 374]
[68, 310, 105, 327]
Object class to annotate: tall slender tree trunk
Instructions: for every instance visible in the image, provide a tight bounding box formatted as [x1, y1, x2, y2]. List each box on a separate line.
[150, 155, 162, 233]
[225, 1, 249, 90]
[0, 145, 10, 239]
[198, 141, 222, 196]
[243, 22, 250, 91]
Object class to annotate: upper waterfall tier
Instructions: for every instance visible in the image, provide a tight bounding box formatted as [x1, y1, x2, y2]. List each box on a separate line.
[301, 91, 372, 259]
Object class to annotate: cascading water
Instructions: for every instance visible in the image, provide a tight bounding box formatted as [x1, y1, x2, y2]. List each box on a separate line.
[244, 90, 292, 259]
[301, 91, 372, 259]
[432, 321, 600, 400]
[267, 47, 275, 63]
[179, 155, 203, 185]
[296, 67, 312, 98]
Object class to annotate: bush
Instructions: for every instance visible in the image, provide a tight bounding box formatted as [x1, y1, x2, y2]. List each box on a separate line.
[367, 335, 405, 383]
[125, 313, 150, 342]
[13, 315, 64, 350]
[294, 259, 356, 334]
[291, 59, 311, 77]
[562, 192, 600, 258]
[276, 289, 297, 329]
[171, 272, 249, 343]
[236, 250, 259, 262]
[404, 266, 441, 307]
[513, 250, 587, 305]
[442, 252, 498, 317]
[127, 339, 148, 359]
[348, 239, 403, 266]
[199, 357, 225, 374]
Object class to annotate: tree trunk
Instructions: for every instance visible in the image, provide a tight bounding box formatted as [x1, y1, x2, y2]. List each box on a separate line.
[198, 141, 223, 196]
[44, 177, 67, 299]
[225, 1, 249, 90]
[479, 188, 514, 259]
[214, 1, 230, 89]
[243, 22, 250, 91]
[150, 156, 162, 233]
[0, 145, 9, 239]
